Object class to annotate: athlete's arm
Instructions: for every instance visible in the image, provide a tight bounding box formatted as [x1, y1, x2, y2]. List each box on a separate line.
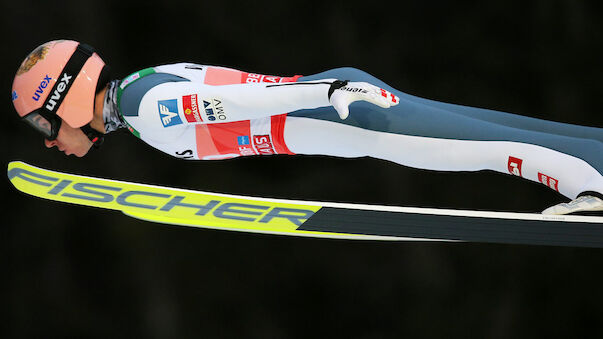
[145, 79, 399, 124]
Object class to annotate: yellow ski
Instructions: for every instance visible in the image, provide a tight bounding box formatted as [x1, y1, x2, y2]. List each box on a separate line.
[8, 161, 603, 247]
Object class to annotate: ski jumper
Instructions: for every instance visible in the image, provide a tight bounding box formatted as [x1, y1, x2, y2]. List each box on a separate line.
[114, 63, 603, 200]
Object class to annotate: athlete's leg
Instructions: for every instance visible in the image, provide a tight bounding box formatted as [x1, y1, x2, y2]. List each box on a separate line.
[284, 117, 603, 199]
[292, 68, 603, 174]
[285, 68, 603, 199]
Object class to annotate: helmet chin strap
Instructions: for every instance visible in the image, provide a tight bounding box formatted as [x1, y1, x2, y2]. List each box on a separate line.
[80, 124, 104, 149]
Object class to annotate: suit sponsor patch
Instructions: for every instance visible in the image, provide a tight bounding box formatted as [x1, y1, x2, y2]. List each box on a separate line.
[242, 72, 283, 84]
[253, 135, 276, 155]
[538, 172, 559, 191]
[508, 156, 523, 177]
[237, 135, 250, 145]
[182, 94, 203, 123]
[158, 99, 182, 127]
[203, 98, 227, 121]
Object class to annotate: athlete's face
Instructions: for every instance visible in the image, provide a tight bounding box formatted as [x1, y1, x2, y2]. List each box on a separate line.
[44, 121, 92, 157]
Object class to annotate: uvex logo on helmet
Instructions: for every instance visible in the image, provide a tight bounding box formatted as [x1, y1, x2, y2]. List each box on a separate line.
[45, 73, 73, 111]
[32, 75, 52, 101]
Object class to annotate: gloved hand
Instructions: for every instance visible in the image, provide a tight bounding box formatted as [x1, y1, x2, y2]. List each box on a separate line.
[328, 80, 399, 119]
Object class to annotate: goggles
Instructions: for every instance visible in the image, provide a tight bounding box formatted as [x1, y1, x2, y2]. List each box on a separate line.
[22, 107, 62, 140]
[21, 43, 96, 141]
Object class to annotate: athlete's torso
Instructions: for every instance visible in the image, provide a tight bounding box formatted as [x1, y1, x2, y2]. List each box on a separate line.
[117, 63, 302, 160]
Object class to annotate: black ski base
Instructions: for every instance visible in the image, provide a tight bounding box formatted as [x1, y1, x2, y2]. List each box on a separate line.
[301, 207, 603, 248]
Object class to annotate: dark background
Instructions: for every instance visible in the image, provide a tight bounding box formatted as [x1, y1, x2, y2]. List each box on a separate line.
[3, 0, 603, 337]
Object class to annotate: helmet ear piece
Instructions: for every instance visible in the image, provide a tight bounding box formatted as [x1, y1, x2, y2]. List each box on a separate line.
[80, 123, 104, 149]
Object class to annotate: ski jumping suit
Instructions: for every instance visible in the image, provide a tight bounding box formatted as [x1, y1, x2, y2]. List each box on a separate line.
[113, 63, 603, 200]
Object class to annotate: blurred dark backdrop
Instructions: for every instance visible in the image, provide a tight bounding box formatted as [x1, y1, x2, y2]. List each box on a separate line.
[3, 0, 603, 337]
